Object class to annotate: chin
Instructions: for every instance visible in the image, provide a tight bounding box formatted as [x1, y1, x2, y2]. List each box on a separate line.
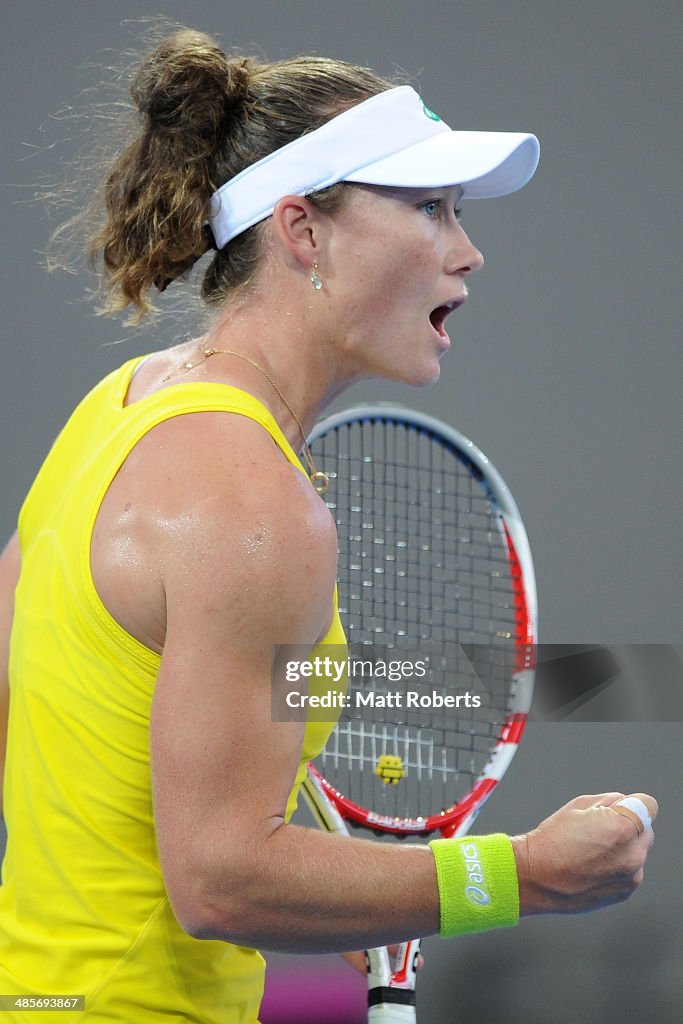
[402, 360, 442, 389]
[365, 349, 443, 389]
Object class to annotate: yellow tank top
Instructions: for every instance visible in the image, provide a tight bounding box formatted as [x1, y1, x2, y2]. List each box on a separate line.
[0, 355, 346, 1023]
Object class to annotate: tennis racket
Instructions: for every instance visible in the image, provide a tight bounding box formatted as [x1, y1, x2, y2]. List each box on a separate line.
[301, 405, 537, 1024]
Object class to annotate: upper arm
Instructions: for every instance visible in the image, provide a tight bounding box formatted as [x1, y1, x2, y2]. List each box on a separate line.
[0, 531, 21, 814]
[145, 416, 338, 932]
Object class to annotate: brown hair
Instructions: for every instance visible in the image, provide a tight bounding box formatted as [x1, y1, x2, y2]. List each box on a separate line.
[79, 29, 392, 319]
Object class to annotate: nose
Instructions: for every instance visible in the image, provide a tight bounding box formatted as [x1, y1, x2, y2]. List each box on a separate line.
[449, 224, 484, 276]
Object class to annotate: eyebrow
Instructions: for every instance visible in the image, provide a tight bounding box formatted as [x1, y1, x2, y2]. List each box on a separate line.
[358, 184, 465, 204]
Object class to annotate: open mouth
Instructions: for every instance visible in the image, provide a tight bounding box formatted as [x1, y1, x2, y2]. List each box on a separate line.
[429, 300, 461, 338]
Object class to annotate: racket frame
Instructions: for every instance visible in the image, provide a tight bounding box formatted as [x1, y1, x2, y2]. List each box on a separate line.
[301, 404, 538, 1022]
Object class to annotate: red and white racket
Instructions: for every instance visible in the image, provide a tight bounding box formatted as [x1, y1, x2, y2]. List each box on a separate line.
[302, 405, 537, 1023]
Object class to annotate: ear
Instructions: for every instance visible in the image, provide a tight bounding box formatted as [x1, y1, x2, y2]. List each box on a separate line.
[270, 195, 326, 271]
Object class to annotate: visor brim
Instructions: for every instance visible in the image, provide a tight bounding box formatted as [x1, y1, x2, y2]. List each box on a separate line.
[345, 131, 540, 199]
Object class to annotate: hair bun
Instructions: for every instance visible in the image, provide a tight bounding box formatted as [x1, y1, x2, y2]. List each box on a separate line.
[131, 30, 249, 135]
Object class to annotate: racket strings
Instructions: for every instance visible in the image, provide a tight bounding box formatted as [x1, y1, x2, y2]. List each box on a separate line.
[311, 420, 518, 823]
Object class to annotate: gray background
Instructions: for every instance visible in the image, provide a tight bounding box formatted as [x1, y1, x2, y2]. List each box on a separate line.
[1, 1, 681, 1021]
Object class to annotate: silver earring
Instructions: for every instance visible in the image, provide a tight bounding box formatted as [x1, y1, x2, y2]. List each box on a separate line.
[310, 262, 323, 290]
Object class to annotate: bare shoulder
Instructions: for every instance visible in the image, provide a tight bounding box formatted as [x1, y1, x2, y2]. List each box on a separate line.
[92, 404, 337, 654]
[136, 409, 338, 644]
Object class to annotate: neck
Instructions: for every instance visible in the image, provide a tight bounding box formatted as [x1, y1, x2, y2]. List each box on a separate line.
[199, 284, 355, 453]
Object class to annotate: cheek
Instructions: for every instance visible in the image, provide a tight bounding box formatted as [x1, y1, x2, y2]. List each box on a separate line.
[373, 244, 426, 294]
[331, 226, 436, 332]
[342, 250, 400, 317]
[381, 254, 434, 321]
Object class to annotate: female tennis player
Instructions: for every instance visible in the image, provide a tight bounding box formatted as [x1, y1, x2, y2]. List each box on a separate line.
[0, 28, 656, 1023]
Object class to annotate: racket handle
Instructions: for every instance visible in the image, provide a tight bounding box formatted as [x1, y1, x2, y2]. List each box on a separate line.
[368, 1006, 417, 1023]
[366, 941, 419, 1023]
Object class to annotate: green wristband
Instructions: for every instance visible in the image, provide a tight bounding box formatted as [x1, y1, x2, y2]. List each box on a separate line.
[429, 834, 520, 937]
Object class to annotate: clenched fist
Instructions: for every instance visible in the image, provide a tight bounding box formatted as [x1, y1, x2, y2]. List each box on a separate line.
[512, 792, 658, 916]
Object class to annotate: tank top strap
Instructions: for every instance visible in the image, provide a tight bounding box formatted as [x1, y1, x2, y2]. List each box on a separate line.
[115, 355, 309, 479]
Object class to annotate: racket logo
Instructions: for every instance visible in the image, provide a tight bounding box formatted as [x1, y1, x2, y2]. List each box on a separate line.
[461, 842, 491, 906]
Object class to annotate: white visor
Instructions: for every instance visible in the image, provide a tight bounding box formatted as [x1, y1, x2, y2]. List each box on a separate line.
[209, 85, 540, 249]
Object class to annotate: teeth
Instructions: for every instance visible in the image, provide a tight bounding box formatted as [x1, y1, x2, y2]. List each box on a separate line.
[430, 299, 462, 322]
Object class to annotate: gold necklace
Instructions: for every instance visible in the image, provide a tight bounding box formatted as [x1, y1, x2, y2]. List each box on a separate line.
[167, 345, 329, 494]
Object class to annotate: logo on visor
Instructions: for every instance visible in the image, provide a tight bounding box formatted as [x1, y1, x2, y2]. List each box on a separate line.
[421, 101, 442, 122]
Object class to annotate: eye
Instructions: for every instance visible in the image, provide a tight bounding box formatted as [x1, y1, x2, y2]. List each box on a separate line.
[421, 199, 464, 222]
[421, 199, 441, 219]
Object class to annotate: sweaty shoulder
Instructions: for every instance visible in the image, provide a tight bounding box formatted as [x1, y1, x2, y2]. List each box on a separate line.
[136, 409, 338, 649]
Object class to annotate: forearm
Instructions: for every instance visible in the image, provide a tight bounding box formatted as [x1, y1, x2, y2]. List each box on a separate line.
[167, 792, 656, 951]
[180, 821, 442, 952]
